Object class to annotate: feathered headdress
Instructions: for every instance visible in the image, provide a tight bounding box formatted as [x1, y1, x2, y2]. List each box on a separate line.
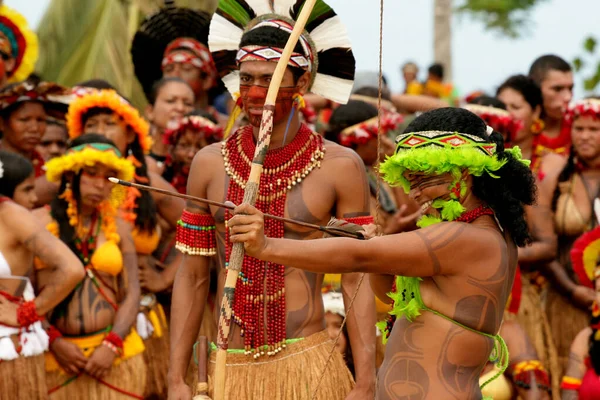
[0, 5, 38, 83]
[463, 104, 523, 143]
[131, 3, 216, 101]
[209, 0, 356, 105]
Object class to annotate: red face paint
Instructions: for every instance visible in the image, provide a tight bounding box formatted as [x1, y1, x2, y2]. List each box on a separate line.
[240, 84, 297, 127]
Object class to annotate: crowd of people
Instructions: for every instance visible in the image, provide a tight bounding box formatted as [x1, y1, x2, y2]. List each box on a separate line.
[0, 1, 599, 399]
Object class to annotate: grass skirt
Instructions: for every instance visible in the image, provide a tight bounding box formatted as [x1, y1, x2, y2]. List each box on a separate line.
[46, 353, 146, 400]
[206, 330, 354, 400]
[0, 353, 47, 400]
[545, 286, 589, 377]
[515, 276, 560, 399]
[141, 303, 170, 399]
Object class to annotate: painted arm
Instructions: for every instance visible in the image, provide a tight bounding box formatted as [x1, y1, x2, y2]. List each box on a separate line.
[149, 171, 185, 229]
[168, 148, 215, 397]
[334, 150, 376, 396]
[111, 220, 141, 339]
[229, 205, 483, 277]
[11, 204, 84, 314]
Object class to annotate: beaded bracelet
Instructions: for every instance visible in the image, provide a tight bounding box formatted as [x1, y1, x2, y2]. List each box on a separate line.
[17, 301, 42, 328]
[343, 216, 374, 226]
[102, 331, 124, 356]
[176, 210, 217, 256]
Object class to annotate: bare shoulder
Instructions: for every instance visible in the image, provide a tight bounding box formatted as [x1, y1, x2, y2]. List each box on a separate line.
[0, 201, 38, 226]
[31, 207, 52, 227]
[322, 139, 364, 169]
[539, 153, 567, 180]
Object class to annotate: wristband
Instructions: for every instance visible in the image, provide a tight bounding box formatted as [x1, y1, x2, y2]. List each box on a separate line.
[46, 325, 63, 346]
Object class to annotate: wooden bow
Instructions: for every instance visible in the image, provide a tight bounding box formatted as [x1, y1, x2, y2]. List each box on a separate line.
[213, 2, 318, 399]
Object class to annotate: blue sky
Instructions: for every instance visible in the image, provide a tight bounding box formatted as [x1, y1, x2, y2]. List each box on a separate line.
[9, 0, 600, 99]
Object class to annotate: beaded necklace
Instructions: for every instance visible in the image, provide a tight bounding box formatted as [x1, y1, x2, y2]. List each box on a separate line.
[222, 123, 324, 357]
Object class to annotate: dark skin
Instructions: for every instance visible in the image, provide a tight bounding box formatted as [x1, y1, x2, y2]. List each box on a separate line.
[562, 326, 591, 400]
[229, 171, 518, 400]
[168, 62, 377, 400]
[0, 201, 84, 325]
[485, 318, 550, 400]
[33, 164, 140, 379]
[538, 70, 574, 140]
[529, 116, 600, 309]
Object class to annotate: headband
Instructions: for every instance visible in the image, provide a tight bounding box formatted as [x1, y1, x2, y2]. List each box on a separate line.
[163, 115, 223, 146]
[339, 112, 403, 147]
[380, 130, 529, 193]
[162, 37, 218, 88]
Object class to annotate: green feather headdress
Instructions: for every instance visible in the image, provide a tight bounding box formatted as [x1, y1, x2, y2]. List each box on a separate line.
[379, 130, 529, 193]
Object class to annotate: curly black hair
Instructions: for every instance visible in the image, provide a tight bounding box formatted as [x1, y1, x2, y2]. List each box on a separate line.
[404, 108, 536, 247]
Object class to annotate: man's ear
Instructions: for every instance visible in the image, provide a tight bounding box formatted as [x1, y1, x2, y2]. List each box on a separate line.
[297, 71, 311, 94]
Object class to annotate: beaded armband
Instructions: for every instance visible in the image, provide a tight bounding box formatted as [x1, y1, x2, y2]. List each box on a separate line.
[343, 216, 374, 226]
[561, 376, 582, 391]
[176, 210, 217, 256]
[512, 360, 550, 392]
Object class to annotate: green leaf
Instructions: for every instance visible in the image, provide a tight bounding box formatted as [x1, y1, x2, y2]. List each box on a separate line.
[573, 57, 583, 72]
[584, 36, 597, 54]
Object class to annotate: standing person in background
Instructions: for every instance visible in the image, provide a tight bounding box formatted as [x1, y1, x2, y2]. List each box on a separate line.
[528, 55, 574, 163]
[0, 150, 84, 400]
[497, 75, 544, 167]
[37, 118, 68, 161]
[422, 63, 459, 106]
[497, 74, 562, 397]
[67, 89, 185, 399]
[144, 77, 195, 173]
[35, 135, 145, 400]
[401, 61, 423, 95]
[532, 98, 600, 377]
[0, 4, 38, 89]
[131, 4, 222, 119]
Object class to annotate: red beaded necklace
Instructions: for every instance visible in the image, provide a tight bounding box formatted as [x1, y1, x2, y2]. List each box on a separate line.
[454, 204, 494, 223]
[222, 123, 324, 357]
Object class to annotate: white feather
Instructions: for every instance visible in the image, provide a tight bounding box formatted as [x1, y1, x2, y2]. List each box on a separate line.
[136, 312, 153, 340]
[244, 0, 272, 16]
[311, 73, 354, 104]
[209, 14, 244, 53]
[595, 198, 600, 225]
[273, 0, 297, 18]
[223, 71, 241, 97]
[0, 337, 18, 360]
[310, 16, 352, 52]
